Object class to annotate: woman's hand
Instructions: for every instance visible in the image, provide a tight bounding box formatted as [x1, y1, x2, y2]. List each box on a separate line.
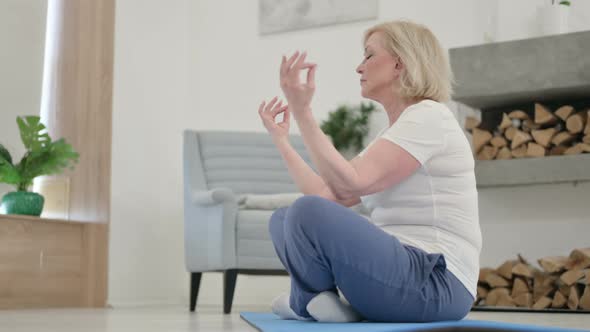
[258, 96, 290, 143]
[280, 51, 317, 115]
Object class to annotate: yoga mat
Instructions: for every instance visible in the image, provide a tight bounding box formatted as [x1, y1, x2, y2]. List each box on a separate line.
[240, 312, 589, 332]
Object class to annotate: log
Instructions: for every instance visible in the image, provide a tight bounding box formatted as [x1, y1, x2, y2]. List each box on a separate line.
[568, 286, 580, 310]
[477, 286, 489, 299]
[511, 130, 533, 149]
[584, 135, 590, 144]
[499, 113, 512, 131]
[511, 145, 527, 158]
[535, 103, 558, 125]
[555, 105, 575, 121]
[479, 268, 494, 283]
[550, 145, 568, 156]
[532, 296, 552, 310]
[477, 145, 498, 160]
[496, 147, 512, 160]
[585, 269, 590, 285]
[551, 131, 575, 146]
[486, 288, 510, 306]
[569, 248, 590, 270]
[559, 283, 571, 297]
[513, 293, 532, 307]
[509, 110, 530, 120]
[566, 112, 587, 134]
[531, 127, 557, 148]
[533, 285, 555, 303]
[497, 260, 516, 280]
[552, 291, 567, 308]
[526, 142, 546, 158]
[485, 273, 510, 288]
[522, 119, 541, 132]
[564, 143, 586, 155]
[465, 116, 480, 132]
[585, 110, 590, 135]
[580, 286, 590, 310]
[512, 263, 533, 278]
[473, 128, 493, 153]
[490, 135, 508, 148]
[561, 269, 585, 286]
[505, 127, 518, 141]
[539, 256, 569, 273]
[512, 277, 530, 297]
[533, 273, 557, 302]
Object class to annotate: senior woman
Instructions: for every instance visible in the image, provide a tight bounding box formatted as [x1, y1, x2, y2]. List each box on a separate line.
[257, 20, 481, 323]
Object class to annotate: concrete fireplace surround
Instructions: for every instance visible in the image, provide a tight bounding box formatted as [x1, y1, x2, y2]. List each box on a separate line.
[449, 31, 590, 188]
[450, 31, 590, 110]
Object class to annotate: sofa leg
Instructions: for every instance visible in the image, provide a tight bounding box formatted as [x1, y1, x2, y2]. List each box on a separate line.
[190, 272, 202, 312]
[224, 269, 238, 314]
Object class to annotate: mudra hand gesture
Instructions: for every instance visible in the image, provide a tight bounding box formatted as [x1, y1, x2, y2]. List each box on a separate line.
[259, 51, 317, 141]
[279, 51, 317, 113]
[258, 97, 290, 143]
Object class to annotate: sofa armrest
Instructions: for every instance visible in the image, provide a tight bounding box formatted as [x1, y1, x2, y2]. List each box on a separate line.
[192, 188, 236, 206]
[184, 188, 238, 272]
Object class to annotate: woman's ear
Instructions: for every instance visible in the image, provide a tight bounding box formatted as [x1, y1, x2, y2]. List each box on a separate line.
[394, 57, 403, 70]
[392, 57, 404, 79]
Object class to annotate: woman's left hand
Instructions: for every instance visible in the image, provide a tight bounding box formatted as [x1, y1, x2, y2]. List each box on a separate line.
[280, 51, 317, 115]
[258, 96, 290, 143]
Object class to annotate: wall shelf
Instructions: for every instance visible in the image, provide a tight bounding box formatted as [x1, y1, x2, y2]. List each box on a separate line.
[450, 31, 590, 110]
[475, 154, 590, 188]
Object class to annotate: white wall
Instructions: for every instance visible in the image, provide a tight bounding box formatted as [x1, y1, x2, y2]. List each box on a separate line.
[493, 0, 590, 42]
[109, 0, 590, 309]
[0, 0, 47, 199]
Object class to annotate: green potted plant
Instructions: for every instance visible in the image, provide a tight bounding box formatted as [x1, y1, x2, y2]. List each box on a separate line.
[320, 102, 376, 158]
[0, 116, 79, 216]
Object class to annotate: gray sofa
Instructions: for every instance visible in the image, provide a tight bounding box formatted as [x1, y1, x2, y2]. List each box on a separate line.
[183, 130, 315, 313]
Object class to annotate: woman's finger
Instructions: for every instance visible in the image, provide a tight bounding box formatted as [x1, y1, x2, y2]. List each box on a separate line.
[306, 64, 317, 87]
[258, 101, 266, 115]
[293, 51, 307, 70]
[282, 106, 290, 125]
[280, 55, 287, 79]
[265, 96, 279, 113]
[285, 51, 300, 73]
[271, 101, 285, 115]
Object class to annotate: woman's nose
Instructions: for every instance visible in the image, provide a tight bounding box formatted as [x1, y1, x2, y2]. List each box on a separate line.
[356, 64, 363, 74]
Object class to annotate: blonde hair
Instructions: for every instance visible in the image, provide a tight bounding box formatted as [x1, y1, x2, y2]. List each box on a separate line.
[363, 20, 454, 102]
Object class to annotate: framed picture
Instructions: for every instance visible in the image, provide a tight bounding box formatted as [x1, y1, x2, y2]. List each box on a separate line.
[259, 0, 378, 35]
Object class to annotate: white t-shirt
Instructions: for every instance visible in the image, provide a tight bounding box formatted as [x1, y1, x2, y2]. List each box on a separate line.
[358, 99, 482, 299]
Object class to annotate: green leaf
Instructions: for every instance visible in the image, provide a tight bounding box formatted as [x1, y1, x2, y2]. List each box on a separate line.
[0, 143, 13, 165]
[320, 102, 376, 153]
[559, 0, 571, 5]
[0, 156, 21, 187]
[17, 138, 79, 185]
[17, 116, 51, 152]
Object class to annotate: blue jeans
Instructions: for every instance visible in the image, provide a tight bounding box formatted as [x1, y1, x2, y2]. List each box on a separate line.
[268, 195, 474, 323]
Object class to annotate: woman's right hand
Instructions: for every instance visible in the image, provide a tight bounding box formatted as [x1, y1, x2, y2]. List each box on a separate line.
[258, 96, 290, 143]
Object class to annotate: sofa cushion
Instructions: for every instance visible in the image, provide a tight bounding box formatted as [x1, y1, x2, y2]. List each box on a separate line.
[236, 209, 285, 270]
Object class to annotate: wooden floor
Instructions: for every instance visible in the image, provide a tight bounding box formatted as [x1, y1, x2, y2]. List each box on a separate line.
[0, 305, 588, 331]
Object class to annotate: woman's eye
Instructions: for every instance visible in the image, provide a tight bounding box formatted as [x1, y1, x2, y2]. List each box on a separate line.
[365, 54, 373, 60]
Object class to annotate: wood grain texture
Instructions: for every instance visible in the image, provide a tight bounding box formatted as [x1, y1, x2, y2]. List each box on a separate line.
[32, 0, 114, 308]
[0, 215, 85, 308]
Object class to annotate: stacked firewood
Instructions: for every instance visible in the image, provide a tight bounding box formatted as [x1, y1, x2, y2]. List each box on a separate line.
[474, 248, 590, 310]
[465, 103, 590, 160]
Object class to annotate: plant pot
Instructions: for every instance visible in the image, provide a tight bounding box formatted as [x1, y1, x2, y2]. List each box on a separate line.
[1, 191, 45, 216]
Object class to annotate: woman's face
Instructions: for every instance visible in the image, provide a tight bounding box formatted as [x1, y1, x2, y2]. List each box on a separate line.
[356, 32, 402, 101]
